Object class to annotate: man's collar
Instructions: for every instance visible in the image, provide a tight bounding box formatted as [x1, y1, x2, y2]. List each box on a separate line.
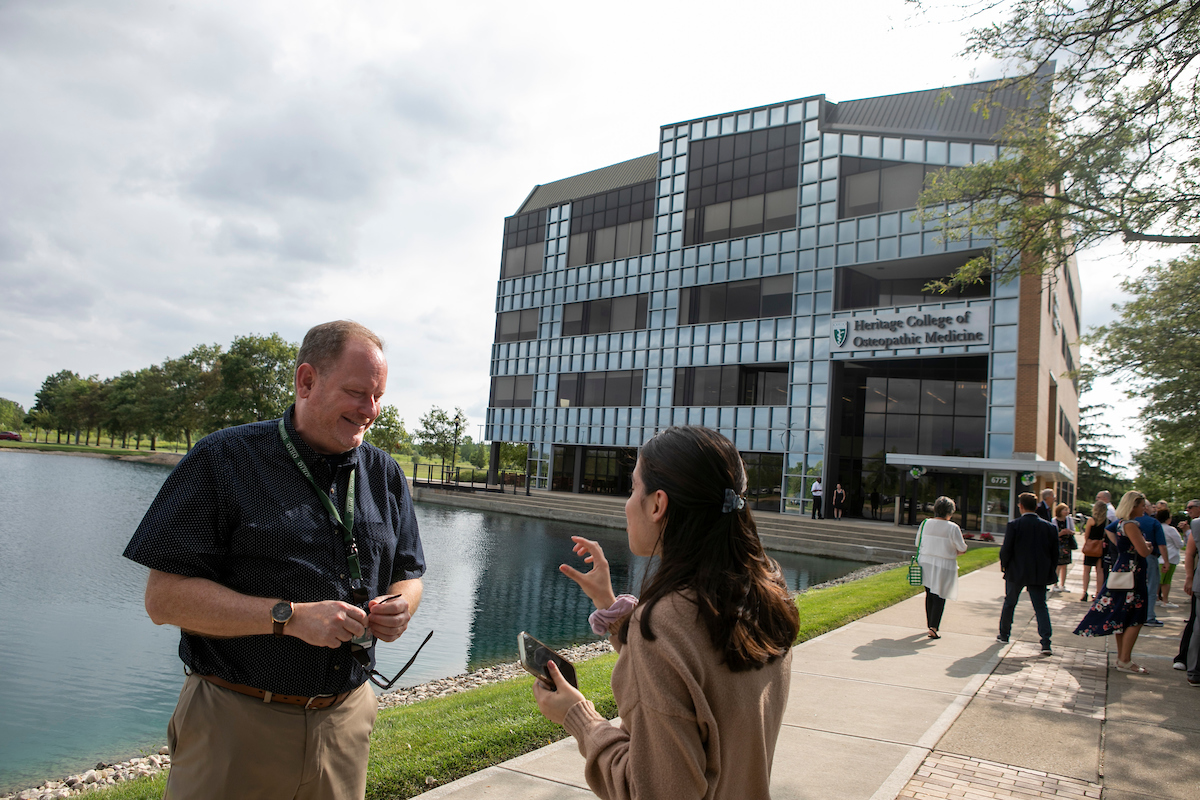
[283, 405, 360, 469]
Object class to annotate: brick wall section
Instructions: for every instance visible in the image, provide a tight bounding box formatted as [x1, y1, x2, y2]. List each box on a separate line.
[1012, 254, 1081, 493]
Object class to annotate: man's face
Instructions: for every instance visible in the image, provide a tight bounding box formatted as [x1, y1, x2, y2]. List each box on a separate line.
[1097, 492, 1111, 504]
[1187, 503, 1200, 519]
[296, 338, 388, 454]
[1156, 500, 1169, 514]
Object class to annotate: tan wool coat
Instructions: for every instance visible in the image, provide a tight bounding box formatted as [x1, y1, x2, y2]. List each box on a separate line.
[563, 591, 793, 800]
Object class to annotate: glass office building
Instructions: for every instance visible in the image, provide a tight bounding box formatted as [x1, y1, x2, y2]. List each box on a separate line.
[485, 79, 1080, 532]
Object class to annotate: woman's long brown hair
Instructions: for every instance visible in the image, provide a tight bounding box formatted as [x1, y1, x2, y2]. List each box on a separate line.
[617, 426, 800, 671]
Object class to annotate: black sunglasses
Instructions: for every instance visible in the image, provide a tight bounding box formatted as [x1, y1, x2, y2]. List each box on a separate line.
[351, 629, 435, 690]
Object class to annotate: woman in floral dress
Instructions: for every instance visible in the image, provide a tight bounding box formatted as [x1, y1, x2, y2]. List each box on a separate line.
[1074, 491, 1153, 674]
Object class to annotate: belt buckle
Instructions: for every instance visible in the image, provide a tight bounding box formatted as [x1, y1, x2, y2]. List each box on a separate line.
[305, 693, 334, 710]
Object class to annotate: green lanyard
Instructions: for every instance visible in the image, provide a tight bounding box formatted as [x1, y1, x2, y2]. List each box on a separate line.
[277, 418, 367, 603]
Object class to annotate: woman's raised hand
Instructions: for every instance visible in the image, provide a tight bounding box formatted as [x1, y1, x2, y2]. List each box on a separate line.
[560, 536, 617, 610]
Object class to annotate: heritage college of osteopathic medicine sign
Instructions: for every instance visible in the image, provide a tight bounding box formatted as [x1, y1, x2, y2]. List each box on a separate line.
[831, 308, 991, 352]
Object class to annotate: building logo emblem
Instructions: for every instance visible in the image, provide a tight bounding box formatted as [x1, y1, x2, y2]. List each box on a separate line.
[833, 322, 849, 347]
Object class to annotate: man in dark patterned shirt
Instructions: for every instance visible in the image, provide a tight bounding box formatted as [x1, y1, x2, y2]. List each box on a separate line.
[125, 320, 425, 800]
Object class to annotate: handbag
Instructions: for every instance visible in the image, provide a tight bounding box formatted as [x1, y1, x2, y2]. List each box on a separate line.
[908, 520, 927, 586]
[1107, 570, 1135, 590]
[1081, 537, 1103, 558]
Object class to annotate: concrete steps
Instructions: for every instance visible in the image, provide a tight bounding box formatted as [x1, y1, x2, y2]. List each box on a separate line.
[409, 486, 983, 563]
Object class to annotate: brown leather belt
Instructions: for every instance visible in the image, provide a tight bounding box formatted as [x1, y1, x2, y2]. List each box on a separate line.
[199, 674, 352, 709]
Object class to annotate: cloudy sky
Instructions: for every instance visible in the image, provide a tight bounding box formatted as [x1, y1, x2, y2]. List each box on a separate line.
[0, 0, 1175, 464]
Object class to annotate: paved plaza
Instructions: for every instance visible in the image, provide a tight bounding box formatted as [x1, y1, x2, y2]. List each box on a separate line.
[414, 559, 1198, 800]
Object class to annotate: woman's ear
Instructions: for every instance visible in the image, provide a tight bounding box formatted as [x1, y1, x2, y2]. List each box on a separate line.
[649, 489, 669, 526]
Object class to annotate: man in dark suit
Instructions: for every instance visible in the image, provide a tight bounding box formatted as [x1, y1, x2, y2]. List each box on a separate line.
[1036, 488, 1055, 521]
[998, 492, 1059, 654]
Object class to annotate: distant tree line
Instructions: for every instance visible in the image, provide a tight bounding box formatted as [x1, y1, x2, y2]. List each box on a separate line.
[14, 335, 526, 470]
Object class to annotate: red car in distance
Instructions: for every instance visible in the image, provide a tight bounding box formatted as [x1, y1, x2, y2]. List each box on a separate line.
[0, 431, 22, 441]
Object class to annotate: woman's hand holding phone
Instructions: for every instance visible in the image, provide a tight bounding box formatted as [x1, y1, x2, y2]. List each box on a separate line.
[559, 536, 617, 611]
[533, 661, 588, 724]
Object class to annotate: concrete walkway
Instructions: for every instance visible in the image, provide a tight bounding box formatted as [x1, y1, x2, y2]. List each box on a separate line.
[413, 560, 1199, 800]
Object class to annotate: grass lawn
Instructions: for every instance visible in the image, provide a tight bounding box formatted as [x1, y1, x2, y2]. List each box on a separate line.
[42, 549, 1000, 800]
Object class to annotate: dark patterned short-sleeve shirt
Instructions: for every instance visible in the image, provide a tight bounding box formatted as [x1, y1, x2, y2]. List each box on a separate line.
[124, 406, 425, 696]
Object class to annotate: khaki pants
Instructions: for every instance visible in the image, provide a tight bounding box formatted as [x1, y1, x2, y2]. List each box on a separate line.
[164, 674, 377, 800]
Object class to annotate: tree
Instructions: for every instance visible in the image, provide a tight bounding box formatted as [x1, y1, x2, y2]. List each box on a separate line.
[163, 343, 222, 450]
[1131, 435, 1200, 506]
[0, 397, 25, 431]
[414, 407, 467, 468]
[365, 405, 410, 454]
[208, 333, 298, 427]
[103, 371, 141, 449]
[1091, 247, 1200, 500]
[915, 0, 1200, 288]
[31, 370, 81, 444]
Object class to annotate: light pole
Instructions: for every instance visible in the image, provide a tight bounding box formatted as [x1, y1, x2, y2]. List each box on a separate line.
[450, 412, 464, 480]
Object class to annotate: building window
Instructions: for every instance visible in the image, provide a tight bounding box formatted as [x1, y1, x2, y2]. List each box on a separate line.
[684, 125, 802, 245]
[839, 157, 949, 219]
[495, 309, 539, 342]
[672, 364, 788, 406]
[1058, 408, 1077, 454]
[678, 276, 792, 325]
[490, 375, 535, 408]
[501, 208, 548, 278]
[557, 370, 644, 408]
[562, 294, 649, 336]
[566, 182, 655, 267]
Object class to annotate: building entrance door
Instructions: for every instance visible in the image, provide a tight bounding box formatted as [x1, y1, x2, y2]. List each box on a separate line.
[900, 472, 983, 531]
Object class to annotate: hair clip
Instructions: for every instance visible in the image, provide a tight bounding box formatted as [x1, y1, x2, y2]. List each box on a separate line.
[721, 488, 746, 514]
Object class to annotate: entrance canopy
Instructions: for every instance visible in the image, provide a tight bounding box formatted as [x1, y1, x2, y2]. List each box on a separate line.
[884, 453, 1075, 483]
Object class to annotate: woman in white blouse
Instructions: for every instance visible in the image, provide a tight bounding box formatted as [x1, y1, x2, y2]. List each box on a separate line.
[917, 496, 969, 639]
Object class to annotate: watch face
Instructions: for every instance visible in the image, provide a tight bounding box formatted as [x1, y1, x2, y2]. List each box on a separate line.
[271, 602, 292, 623]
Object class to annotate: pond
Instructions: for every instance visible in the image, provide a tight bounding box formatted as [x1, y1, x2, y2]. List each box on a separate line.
[0, 450, 864, 792]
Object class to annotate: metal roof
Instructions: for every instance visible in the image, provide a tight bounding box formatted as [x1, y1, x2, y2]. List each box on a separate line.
[516, 154, 659, 215]
[826, 77, 1042, 142]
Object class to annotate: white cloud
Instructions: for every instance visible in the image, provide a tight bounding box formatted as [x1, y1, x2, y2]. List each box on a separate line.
[0, 0, 1169, 455]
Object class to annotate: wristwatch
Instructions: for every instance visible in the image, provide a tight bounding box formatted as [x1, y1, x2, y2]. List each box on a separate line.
[271, 601, 294, 636]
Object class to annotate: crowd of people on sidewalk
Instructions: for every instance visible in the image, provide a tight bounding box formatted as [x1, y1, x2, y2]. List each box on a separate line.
[914, 486, 1200, 687]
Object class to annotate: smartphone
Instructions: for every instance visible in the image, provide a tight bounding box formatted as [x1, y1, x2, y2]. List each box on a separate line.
[517, 631, 578, 690]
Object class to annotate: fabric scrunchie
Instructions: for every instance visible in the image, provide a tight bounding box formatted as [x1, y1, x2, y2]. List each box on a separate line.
[722, 487, 746, 513]
[589, 594, 639, 635]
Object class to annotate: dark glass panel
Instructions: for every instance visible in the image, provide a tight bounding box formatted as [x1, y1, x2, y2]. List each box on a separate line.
[513, 375, 534, 408]
[611, 295, 638, 331]
[719, 365, 739, 406]
[717, 162, 733, 183]
[557, 373, 579, 407]
[864, 378, 889, 413]
[733, 157, 750, 179]
[636, 294, 649, 329]
[718, 136, 735, 162]
[731, 177, 749, 199]
[747, 174, 765, 196]
[604, 371, 633, 406]
[750, 130, 768, 154]
[631, 370, 643, 406]
[760, 274, 792, 317]
[766, 149, 784, 171]
[562, 302, 585, 336]
[920, 380, 955, 415]
[701, 185, 716, 206]
[618, 187, 632, 206]
[953, 416, 985, 457]
[694, 366, 722, 406]
[733, 133, 751, 159]
[887, 378, 920, 413]
[726, 279, 761, 321]
[593, 226, 616, 263]
[761, 369, 788, 405]
[767, 127, 785, 150]
[749, 153, 767, 175]
[496, 310, 520, 342]
[583, 372, 605, 406]
[885, 414, 919, 454]
[955, 381, 988, 416]
[697, 283, 727, 323]
[588, 298, 612, 334]
[862, 412, 887, 457]
[673, 367, 688, 406]
[919, 414, 955, 455]
[494, 376, 515, 406]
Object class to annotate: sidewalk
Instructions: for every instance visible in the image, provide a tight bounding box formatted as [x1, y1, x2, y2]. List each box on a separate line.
[414, 561, 1199, 800]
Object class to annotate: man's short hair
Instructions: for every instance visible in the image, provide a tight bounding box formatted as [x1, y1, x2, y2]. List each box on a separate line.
[296, 320, 384, 375]
[1018, 492, 1038, 512]
[1187, 499, 1200, 510]
[1041, 488, 1055, 499]
[1097, 491, 1111, 502]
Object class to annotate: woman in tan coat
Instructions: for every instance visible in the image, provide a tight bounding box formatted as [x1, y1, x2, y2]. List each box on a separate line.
[533, 426, 800, 799]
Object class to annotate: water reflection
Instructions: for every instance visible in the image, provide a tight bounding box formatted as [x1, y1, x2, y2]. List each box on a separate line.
[0, 452, 863, 792]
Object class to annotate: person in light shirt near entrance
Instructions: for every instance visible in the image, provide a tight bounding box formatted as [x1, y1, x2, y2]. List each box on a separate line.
[916, 496, 968, 640]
